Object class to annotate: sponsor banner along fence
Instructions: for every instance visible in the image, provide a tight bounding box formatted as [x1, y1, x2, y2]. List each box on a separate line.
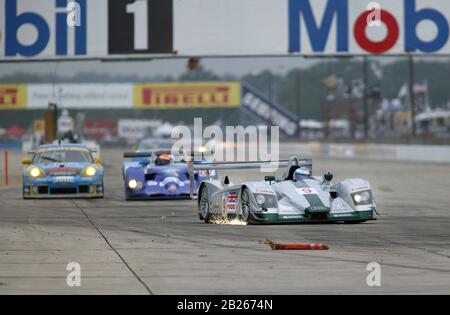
[27, 84, 133, 109]
[133, 82, 241, 109]
[0, 83, 133, 109]
[1, 0, 450, 61]
[0, 82, 241, 109]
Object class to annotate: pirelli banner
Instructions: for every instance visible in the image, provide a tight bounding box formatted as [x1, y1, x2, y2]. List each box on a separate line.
[133, 82, 241, 109]
[0, 82, 241, 110]
[2, 0, 450, 61]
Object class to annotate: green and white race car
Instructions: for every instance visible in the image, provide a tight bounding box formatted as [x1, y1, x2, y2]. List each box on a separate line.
[191, 157, 377, 224]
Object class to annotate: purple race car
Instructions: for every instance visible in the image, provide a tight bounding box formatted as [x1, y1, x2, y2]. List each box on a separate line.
[123, 151, 216, 200]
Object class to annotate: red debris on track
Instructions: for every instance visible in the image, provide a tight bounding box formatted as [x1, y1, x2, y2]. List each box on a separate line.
[264, 239, 329, 251]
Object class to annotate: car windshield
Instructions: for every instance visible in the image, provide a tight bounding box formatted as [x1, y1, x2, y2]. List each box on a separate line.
[33, 149, 93, 164]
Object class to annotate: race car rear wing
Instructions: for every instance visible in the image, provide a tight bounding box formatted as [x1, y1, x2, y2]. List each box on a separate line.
[124, 152, 152, 158]
[123, 150, 208, 161]
[191, 160, 290, 170]
[123, 150, 172, 158]
[188, 158, 313, 199]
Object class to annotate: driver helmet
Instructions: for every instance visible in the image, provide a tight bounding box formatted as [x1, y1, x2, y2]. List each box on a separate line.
[156, 153, 172, 166]
[294, 167, 312, 181]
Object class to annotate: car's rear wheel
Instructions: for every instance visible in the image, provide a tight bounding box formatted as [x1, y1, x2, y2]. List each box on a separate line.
[240, 188, 251, 223]
[199, 186, 212, 223]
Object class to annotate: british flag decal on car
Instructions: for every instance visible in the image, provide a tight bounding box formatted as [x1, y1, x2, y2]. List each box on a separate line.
[225, 191, 239, 211]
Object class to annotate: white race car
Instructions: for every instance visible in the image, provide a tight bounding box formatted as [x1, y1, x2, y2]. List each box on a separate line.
[190, 157, 377, 224]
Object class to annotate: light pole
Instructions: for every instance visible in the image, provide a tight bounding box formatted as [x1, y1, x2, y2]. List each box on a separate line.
[408, 55, 417, 136]
[363, 56, 369, 138]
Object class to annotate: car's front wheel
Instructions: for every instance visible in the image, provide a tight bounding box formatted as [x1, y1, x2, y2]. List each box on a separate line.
[22, 186, 28, 200]
[98, 181, 105, 199]
[240, 188, 252, 224]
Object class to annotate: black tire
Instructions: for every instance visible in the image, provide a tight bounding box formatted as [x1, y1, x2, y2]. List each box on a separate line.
[199, 186, 212, 223]
[98, 181, 105, 199]
[198, 210, 204, 220]
[240, 187, 252, 224]
[198, 185, 204, 220]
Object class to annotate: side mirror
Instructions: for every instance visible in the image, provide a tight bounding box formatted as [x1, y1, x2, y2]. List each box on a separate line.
[94, 157, 102, 165]
[22, 158, 31, 165]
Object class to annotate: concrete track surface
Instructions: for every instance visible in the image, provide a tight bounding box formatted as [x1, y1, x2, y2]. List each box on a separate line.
[0, 149, 449, 294]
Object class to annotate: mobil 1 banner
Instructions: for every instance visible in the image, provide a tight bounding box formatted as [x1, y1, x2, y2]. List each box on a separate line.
[108, 0, 173, 55]
[3, 0, 450, 60]
[241, 84, 299, 138]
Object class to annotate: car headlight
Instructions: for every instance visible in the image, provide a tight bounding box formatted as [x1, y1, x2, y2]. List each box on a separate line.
[128, 179, 143, 190]
[256, 194, 266, 206]
[30, 167, 43, 178]
[128, 179, 138, 189]
[83, 166, 97, 177]
[352, 191, 372, 205]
